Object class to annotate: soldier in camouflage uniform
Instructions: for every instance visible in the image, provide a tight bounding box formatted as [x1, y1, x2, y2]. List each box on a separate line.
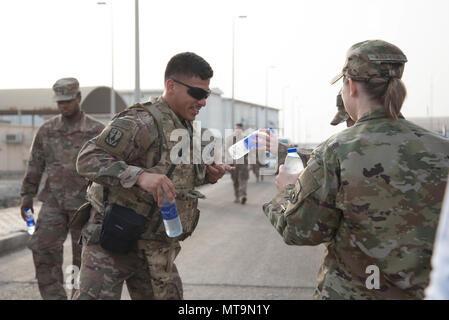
[330, 90, 354, 128]
[20, 78, 105, 300]
[72, 52, 230, 300]
[263, 40, 449, 299]
[227, 123, 250, 204]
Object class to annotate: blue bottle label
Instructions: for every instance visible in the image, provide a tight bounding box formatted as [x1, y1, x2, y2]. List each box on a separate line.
[161, 204, 179, 220]
[27, 217, 35, 227]
[243, 135, 257, 151]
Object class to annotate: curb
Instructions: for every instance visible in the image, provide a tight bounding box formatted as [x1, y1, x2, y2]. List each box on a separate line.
[0, 232, 30, 257]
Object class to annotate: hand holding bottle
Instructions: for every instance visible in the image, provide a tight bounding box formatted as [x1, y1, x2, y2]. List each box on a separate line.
[275, 148, 304, 192]
[136, 172, 176, 207]
[24, 207, 35, 235]
[20, 202, 34, 222]
[254, 128, 278, 153]
[228, 128, 278, 160]
[160, 195, 182, 238]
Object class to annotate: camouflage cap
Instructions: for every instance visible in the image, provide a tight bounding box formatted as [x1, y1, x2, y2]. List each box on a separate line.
[330, 91, 349, 126]
[52, 77, 80, 102]
[330, 40, 407, 85]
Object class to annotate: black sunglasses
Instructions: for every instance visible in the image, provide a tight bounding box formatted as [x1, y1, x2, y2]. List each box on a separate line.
[170, 78, 211, 100]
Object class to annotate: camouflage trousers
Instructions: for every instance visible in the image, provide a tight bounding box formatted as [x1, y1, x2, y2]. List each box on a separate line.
[27, 202, 82, 300]
[251, 164, 263, 182]
[72, 239, 183, 300]
[231, 164, 249, 199]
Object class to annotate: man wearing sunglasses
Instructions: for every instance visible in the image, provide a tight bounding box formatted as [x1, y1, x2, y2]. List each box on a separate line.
[73, 52, 231, 300]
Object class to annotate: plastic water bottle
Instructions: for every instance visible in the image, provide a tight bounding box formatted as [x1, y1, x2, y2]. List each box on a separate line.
[160, 196, 182, 238]
[25, 207, 35, 235]
[284, 148, 304, 175]
[228, 128, 272, 160]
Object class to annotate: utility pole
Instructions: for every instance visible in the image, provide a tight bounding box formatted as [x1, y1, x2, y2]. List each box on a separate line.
[134, 0, 141, 103]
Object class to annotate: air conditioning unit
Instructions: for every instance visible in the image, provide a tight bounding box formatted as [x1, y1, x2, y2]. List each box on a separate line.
[2, 133, 24, 144]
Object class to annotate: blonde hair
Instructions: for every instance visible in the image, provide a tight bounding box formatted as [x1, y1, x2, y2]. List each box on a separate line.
[357, 63, 407, 120]
[362, 77, 407, 120]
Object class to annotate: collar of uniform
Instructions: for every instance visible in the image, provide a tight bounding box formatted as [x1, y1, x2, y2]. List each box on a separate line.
[156, 96, 173, 116]
[157, 96, 191, 130]
[356, 108, 388, 123]
[54, 111, 87, 132]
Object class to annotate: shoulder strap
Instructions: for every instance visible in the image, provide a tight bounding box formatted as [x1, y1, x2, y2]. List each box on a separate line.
[143, 103, 169, 155]
[141, 103, 176, 222]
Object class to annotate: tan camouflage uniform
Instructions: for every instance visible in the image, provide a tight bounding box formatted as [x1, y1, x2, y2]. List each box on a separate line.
[251, 162, 263, 182]
[73, 97, 211, 300]
[231, 164, 249, 203]
[263, 40, 449, 299]
[226, 129, 250, 203]
[20, 79, 104, 300]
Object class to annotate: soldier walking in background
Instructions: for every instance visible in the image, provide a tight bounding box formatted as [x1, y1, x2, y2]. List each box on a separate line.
[250, 163, 263, 182]
[19, 78, 104, 300]
[227, 123, 250, 204]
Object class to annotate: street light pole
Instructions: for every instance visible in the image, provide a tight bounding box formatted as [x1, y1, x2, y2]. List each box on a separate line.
[265, 65, 276, 107]
[281, 85, 290, 137]
[97, 1, 115, 119]
[134, 0, 141, 103]
[231, 15, 247, 128]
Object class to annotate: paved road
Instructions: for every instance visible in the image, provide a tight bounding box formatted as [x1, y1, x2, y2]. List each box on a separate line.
[0, 174, 325, 300]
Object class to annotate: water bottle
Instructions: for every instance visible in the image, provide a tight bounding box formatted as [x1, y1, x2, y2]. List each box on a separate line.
[284, 148, 304, 175]
[160, 196, 183, 238]
[228, 128, 272, 160]
[25, 207, 35, 235]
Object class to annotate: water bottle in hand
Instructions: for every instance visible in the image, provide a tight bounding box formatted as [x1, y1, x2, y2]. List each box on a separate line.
[25, 207, 35, 235]
[284, 148, 304, 175]
[228, 128, 273, 160]
[228, 130, 259, 160]
[160, 196, 182, 238]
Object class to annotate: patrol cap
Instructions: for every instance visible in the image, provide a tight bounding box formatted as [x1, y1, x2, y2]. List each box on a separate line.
[52, 77, 80, 102]
[330, 91, 349, 126]
[330, 40, 407, 85]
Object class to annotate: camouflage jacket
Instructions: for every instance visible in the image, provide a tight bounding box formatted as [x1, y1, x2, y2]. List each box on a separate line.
[263, 109, 449, 299]
[76, 97, 209, 241]
[20, 112, 104, 210]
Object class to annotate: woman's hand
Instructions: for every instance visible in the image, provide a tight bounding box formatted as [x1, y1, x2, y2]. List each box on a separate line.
[276, 164, 301, 192]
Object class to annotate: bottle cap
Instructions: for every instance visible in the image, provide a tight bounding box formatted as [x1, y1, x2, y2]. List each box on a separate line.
[287, 148, 297, 153]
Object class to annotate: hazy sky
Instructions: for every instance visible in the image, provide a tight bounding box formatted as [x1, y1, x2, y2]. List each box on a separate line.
[1, 0, 448, 142]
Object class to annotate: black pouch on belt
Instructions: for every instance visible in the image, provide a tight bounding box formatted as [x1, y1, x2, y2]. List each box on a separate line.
[99, 189, 147, 254]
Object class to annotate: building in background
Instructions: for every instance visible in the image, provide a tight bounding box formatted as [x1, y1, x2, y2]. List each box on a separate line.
[0, 87, 279, 175]
[118, 88, 279, 135]
[0, 86, 127, 127]
[0, 86, 126, 176]
[408, 117, 449, 138]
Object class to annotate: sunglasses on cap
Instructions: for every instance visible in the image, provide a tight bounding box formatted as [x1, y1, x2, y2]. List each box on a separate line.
[170, 78, 211, 100]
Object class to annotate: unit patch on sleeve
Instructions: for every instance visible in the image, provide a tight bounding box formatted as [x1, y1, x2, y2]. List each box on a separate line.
[105, 128, 123, 147]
